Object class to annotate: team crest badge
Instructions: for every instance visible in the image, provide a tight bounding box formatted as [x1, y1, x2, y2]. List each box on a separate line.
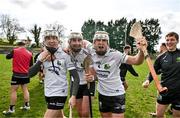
[104, 64, 110, 69]
[57, 60, 61, 65]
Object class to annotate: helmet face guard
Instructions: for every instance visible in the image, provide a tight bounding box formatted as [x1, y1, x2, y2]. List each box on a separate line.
[68, 32, 83, 41]
[93, 31, 109, 44]
[43, 30, 60, 54]
[68, 32, 83, 52]
[43, 29, 60, 47]
[43, 30, 59, 40]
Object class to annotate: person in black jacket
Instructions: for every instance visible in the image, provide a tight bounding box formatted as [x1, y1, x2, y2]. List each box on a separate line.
[142, 32, 180, 118]
[142, 42, 169, 116]
[142, 43, 167, 87]
[120, 45, 139, 90]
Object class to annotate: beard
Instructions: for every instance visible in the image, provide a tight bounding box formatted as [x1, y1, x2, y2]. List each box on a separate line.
[70, 45, 81, 52]
[96, 50, 107, 56]
[94, 46, 107, 56]
[71, 48, 81, 52]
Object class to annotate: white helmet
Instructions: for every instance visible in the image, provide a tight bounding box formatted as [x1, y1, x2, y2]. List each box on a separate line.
[43, 29, 59, 41]
[68, 32, 83, 41]
[15, 39, 26, 45]
[93, 31, 109, 44]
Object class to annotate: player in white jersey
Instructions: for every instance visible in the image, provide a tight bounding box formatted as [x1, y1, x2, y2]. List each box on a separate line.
[85, 31, 147, 118]
[29, 29, 80, 118]
[68, 32, 95, 118]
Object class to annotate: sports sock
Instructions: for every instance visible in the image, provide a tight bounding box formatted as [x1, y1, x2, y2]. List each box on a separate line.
[9, 105, 15, 111]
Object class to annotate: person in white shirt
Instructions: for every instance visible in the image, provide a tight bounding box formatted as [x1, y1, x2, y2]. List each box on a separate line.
[29, 29, 80, 118]
[68, 32, 95, 118]
[85, 31, 147, 118]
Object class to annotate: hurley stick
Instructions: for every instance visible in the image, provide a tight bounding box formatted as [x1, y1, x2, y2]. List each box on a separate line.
[130, 22, 167, 93]
[69, 104, 72, 118]
[83, 55, 93, 118]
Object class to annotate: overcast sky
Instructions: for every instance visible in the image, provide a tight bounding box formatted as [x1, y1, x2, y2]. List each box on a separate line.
[0, 0, 180, 47]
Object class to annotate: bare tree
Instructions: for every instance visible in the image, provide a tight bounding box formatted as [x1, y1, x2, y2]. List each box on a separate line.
[0, 14, 25, 44]
[29, 24, 41, 47]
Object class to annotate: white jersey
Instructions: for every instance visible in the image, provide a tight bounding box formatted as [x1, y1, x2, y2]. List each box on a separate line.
[38, 47, 75, 97]
[91, 48, 128, 96]
[70, 49, 91, 85]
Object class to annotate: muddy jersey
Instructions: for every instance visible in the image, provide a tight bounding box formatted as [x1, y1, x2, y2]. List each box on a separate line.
[70, 48, 91, 85]
[91, 49, 128, 96]
[38, 48, 75, 97]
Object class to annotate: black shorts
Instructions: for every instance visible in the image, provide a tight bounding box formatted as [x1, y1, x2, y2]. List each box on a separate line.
[76, 82, 95, 99]
[157, 92, 180, 110]
[98, 93, 125, 113]
[11, 76, 30, 85]
[45, 96, 67, 110]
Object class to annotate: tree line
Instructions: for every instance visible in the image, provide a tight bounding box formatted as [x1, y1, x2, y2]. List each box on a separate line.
[0, 14, 66, 47]
[0, 14, 161, 53]
[82, 18, 161, 53]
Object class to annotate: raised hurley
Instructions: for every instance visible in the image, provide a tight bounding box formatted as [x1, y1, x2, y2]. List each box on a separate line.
[83, 55, 93, 118]
[130, 22, 168, 94]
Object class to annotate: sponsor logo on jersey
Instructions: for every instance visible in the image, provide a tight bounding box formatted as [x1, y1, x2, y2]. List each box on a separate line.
[176, 57, 180, 62]
[96, 70, 110, 78]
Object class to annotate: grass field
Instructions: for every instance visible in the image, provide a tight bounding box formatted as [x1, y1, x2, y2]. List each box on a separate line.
[0, 54, 172, 118]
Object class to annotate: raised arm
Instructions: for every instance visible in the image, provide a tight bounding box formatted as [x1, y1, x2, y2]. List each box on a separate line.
[126, 37, 147, 65]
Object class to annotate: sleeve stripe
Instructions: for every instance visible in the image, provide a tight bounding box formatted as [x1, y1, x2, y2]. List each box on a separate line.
[68, 67, 76, 70]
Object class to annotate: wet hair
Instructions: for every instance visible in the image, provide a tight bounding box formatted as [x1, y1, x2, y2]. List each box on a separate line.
[166, 32, 179, 41]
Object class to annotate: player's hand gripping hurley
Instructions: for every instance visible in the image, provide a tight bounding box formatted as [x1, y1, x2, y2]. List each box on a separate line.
[83, 55, 93, 118]
[130, 22, 168, 94]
